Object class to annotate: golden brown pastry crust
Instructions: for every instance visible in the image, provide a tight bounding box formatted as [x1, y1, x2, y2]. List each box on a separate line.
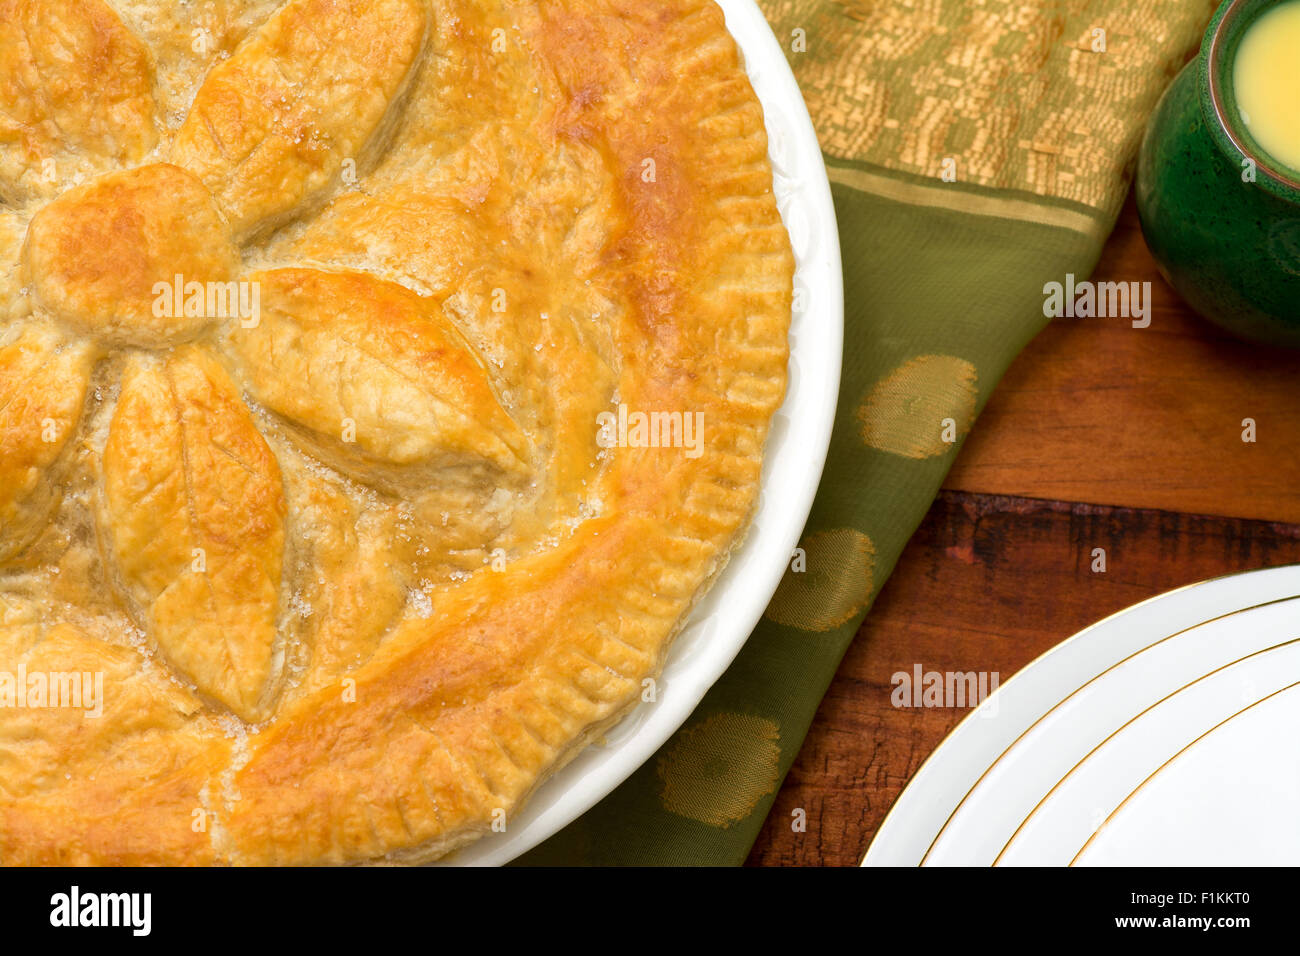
[229, 268, 531, 479]
[0, 0, 792, 864]
[24, 165, 239, 344]
[0, 0, 158, 204]
[103, 347, 287, 722]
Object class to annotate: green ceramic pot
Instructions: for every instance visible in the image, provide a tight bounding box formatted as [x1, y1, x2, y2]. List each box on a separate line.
[1136, 0, 1300, 346]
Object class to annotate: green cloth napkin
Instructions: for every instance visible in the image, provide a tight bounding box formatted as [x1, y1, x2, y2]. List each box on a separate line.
[517, 0, 1215, 866]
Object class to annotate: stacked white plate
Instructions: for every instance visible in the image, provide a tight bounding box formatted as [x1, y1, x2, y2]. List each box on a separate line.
[864, 565, 1300, 866]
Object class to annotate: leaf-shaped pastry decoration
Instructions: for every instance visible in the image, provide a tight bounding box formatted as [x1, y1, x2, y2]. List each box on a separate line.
[0, 0, 158, 203]
[279, 191, 484, 300]
[0, 623, 203, 794]
[103, 347, 285, 721]
[226, 268, 529, 483]
[0, 325, 93, 561]
[170, 0, 428, 237]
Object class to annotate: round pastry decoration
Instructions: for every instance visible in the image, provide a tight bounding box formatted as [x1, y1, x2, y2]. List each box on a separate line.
[0, 0, 791, 864]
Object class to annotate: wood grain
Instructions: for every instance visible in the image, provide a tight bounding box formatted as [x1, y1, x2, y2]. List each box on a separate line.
[745, 490, 1300, 866]
[944, 196, 1300, 524]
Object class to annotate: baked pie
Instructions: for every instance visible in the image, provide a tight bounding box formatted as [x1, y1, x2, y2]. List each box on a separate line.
[0, 0, 792, 864]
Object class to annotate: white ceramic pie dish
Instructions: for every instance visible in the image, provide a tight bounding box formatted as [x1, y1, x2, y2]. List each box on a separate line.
[442, 0, 843, 865]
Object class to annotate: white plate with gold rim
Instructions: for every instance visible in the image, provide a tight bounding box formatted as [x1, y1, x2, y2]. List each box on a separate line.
[863, 565, 1300, 867]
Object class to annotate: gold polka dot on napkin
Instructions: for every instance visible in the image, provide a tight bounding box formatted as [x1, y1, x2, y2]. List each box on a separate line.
[764, 527, 875, 632]
[857, 354, 978, 458]
[658, 712, 782, 827]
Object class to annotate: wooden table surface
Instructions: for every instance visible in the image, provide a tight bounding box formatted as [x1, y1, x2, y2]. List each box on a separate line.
[744, 192, 1300, 866]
